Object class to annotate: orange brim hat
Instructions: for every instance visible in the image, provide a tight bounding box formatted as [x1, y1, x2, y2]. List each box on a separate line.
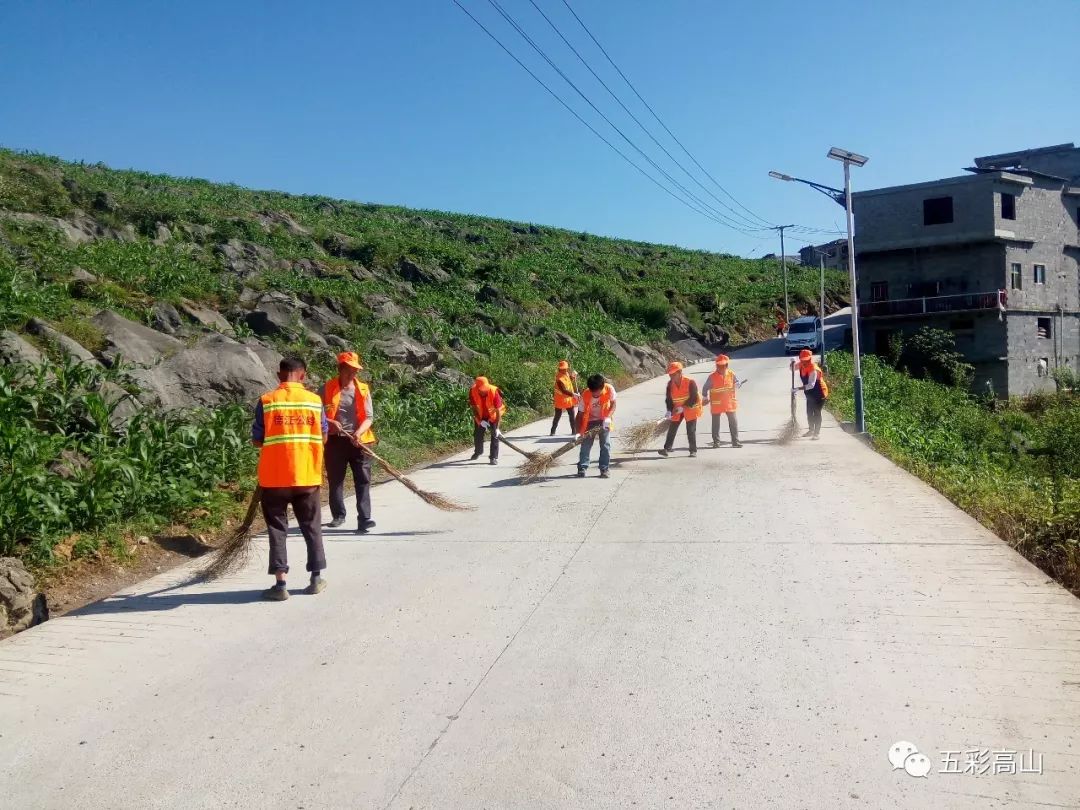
[666, 361, 684, 375]
[337, 351, 362, 370]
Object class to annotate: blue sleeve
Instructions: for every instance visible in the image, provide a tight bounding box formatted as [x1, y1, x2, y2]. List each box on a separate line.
[321, 406, 329, 438]
[252, 400, 265, 443]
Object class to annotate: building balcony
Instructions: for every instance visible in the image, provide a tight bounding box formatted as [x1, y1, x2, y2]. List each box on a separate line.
[859, 290, 1006, 319]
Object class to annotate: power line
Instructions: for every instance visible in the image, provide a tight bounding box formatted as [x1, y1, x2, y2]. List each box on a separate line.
[449, 0, 762, 235]
[482, 0, 761, 235]
[524, 0, 768, 231]
[558, 0, 776, 229]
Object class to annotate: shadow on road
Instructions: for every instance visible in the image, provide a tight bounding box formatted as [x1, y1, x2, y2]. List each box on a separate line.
[72, 588, 264, 616]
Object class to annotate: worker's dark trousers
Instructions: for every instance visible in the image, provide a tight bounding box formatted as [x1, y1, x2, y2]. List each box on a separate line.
[551, 407, 577, 435]
[324, 435, 372, 524]
[806, 396, 825, 435]
[664, 417, 698, 453]
[710, 411, 739, 444]
[261, 486, 325, 575]
[474, 421, 499, 460]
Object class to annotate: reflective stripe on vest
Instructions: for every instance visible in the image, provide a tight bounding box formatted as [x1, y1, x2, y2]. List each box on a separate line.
[706, 369, 737, 414]
[257, 383, 324, 488]
[323, 378, 376, 445]
[668, 377, 701, 421]
[553, 372, 576, 409]
[470, 385, 505, 424]
[577, 384, 615, 433]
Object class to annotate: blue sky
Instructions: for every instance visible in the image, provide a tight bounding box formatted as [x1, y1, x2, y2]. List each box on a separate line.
[1, 0, 1076, 257]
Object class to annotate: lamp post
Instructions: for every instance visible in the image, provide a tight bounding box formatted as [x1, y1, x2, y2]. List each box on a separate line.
[768, 146, 869, 433]
[771, 224, 795, 326]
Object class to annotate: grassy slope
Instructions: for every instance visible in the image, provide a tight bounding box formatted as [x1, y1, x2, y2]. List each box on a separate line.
[0, 147, 846, 572]
[825, 351, 1080, 592]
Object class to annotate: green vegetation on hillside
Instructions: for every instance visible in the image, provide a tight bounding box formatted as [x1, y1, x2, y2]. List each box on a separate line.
[0, 147, 846, 570]
[826, 351, 1080, 591]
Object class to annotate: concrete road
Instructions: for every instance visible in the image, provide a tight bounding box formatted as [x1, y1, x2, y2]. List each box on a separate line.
[3, 325, 1079, 809]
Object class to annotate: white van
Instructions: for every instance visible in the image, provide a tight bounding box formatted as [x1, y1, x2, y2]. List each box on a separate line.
[784, 316, 822, 354]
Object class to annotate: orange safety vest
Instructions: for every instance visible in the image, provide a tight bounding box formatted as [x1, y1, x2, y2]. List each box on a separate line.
[799, 362, 830, 398]
[705, 369, 737, 415]
[553, 371, 576, 409]
[257, 382, 325, 488]
[668, 377, 702, 421]
[322, 378, 376, 445]
[577, 384, 616, 433]
[470, 384, 506, 424]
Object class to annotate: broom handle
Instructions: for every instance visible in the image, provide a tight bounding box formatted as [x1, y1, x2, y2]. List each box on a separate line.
[357, 442, 409, 484]
[552, 425, 603, 460]
[237, 485, 262, 532]
[496, 432, 534, 458]
[790, 366, 797, 419]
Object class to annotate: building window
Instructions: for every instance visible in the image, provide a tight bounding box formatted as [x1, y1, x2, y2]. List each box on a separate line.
[1034, 264, 1046, 284]
[1000, 193, 1016, 220]
[1037, 317, 1052, 339]
[909, 280, 941, 297]
[870, 281, 888, 301]
[923, 196, 954, 225]
[950, 318, 975, 332]
[1010, 262, 1023, 290]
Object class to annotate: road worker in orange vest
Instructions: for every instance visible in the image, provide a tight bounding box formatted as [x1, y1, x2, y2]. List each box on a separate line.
[320, 351, 377, 534]
[469, 376, 505, 465]
[791, 349, 830, 440]
[658, 361, 702, 458]
[576, 373, 617, 479]
[251, 356, 329, 601]
[702, 354, 743, 448]
[551, 360, 578, 436]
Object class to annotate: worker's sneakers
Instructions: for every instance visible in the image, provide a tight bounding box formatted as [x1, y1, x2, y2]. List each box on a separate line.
[550, 428, 556, 436]
[326, 516, 345, 528]
[470, 452, 482, 460]
[262, 583, 289, 601]
[689, 451, 697, 458]
[657, 448, 669, 457]
[576, 468, 586, 478]
[303, 577, 327, 595]
[802, 430, 814, 438]
[358, 519, 376, 535]
[811, 434, 821, 441]
[599, 469, 610, 479]
[489, 458, 498, 465]
[732, 441, 744, 448]
[711, 440, 720, 448]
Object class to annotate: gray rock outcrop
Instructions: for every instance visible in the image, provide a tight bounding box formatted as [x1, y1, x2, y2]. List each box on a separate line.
[91, 310, 183, 367]
[671, 338, 714, 363]
[215, 240, 281, 278]
[0, 557, 49, 638]
[398, 258, 450, 285]
[0, 330, 44, 366]
[364, 294, 403, 322]
[373, 334, 439, 370]
[131, 334, 281, 411]
[592, 332, 667, 379]
[25, 318, 99, 365]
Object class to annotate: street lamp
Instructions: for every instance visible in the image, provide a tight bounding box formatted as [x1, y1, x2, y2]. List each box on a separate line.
[768, 147, 869, 434]
[827, 146, 868, 434]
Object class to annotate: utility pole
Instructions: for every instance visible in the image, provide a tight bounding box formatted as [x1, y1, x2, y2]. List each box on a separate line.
[772, 224, 794, 326]
[817, 249, 827, 370]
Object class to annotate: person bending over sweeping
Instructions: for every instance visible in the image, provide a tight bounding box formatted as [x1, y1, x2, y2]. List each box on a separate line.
[321, 351, 377, 534]
[702, 354, 743, 448]
[659, 361, 702, 458]
[576, 374, 617, 479]
[791, 349, 829, 440]
[251, 356, 328, 600]
[469, 376, 505, 465]
[551, 360, 578, 436]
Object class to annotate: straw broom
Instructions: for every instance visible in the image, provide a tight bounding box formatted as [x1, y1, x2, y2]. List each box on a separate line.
[358, 443, 474, 512]
[518, 425, 604, 482]
[621, 417, 669, 453]
[497, 431, 541, 460]
[776, 364, 799, 445]
[200, 485, 262, 581]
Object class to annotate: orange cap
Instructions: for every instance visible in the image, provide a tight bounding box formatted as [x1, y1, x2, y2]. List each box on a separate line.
[557, 360, 569, 370]
[337, 351, 362, 370]
[666, 361, 684, 375]
[715, 354, 730, 366]
[799, 349, 813, 361]
[474, 376, 490, 391]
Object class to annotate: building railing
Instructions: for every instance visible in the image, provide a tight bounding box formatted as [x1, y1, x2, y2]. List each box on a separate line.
[860, 290, 1006, 318]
